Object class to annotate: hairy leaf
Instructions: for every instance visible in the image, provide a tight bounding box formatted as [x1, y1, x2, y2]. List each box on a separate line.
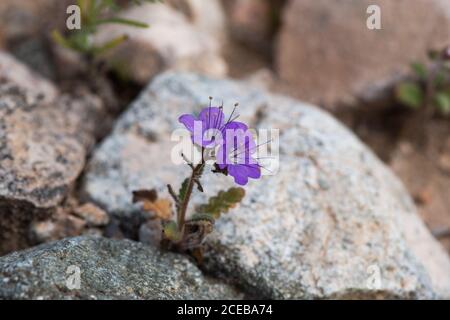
[434, 92, 450, 115]
[396, 82, 424, 109]
[178, 178, 189, 202]
[196, 187, 245, 219]
[189, 213, 216, 224]
[163, 221, 181, 242]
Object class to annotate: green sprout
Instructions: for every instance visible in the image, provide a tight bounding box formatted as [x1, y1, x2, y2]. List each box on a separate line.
[52, 0, 156, 60]
[395, 46, 450, 116]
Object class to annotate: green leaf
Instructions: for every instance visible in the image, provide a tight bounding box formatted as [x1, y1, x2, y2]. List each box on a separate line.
[395, 82, 424, 109]
[93, 34, 128, 55]
[196, 187, 246, 219]
[96, 17, 149, 28]
[55, 0, 150, 57]
[51, 30, 73, 50]
[411, 62, 427, 79]
[163, 221, 181, 242]
[434, 92, 450, 115]
[189, 213, 216, 224]
[178, 178, 189, 202]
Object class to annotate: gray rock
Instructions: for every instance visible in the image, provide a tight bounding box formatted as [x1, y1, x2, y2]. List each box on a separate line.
[0, 236, 241, 299]
[0, 51, 58, 102]
[0, 52, 108, 254]
[83, 72, 450, 299]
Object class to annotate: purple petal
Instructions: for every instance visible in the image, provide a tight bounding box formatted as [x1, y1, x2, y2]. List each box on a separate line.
[222, 121, 248, 132]
[245, 163, 261, 179]
[199, 107, 225, 130]
[178, 114, 196, 132]
[228, 165, 249, 185]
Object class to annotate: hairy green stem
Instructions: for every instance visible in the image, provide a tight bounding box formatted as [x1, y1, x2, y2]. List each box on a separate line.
[177, 163, 204, 233]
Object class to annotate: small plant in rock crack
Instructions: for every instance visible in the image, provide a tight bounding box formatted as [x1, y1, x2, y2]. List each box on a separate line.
[52, 0, 159, 114]
[52, 0, 156, 62]
[395, 45, 450, 116]
[133, 98, 262, 261]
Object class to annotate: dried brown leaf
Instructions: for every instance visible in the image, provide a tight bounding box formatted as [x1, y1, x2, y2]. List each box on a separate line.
[132, 189, 172, 220]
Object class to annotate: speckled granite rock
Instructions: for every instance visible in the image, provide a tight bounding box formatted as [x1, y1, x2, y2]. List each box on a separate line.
[0, 236, 241, 299]
[82, 72, 450, 299]
[0, 51, 58, 102]
[0, 52, 107, 254]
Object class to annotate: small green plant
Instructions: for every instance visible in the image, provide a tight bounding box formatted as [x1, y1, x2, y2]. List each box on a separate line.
[396, 45, 450, 115]
[52, 0, 155, 61]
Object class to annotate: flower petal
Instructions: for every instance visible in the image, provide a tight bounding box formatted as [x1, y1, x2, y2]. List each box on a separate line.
[199, 107, 225, 130]
[222, 121, 248, 132]
[228, 165, 249, 185]
[178, 114, 196, 132]
[245, 163, 261, 179]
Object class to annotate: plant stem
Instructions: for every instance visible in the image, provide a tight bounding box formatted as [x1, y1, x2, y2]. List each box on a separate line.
[177, 163, 204, 233]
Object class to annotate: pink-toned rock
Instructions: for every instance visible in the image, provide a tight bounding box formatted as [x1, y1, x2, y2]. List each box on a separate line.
[94, 2, 227, 84]
[29, 210, 87, 244]
[276, 0, 450, 109]
[0, 51, 58, 103]
[0, 0, 68, 41]
[73, 203, 110, 227]
[168, 0, 227, 45]
[223, 0, 281, 52]
[0, 52, 107, 254]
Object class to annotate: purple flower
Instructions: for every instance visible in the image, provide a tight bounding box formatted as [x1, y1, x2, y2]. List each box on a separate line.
[217, 123, 261, 185]
[179, 107, 225, 148]
[179, 105, 261, 186]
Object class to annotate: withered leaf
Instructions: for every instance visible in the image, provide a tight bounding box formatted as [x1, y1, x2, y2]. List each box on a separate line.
[132, 189, 172, 220]
[142, 198, 173, 220]
[132, 189, 157, 203]
[180, 218, 214, 250]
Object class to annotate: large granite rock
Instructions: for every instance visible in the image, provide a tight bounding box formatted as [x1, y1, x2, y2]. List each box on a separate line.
[0, 51, 58, 103]
[82, 72, 450, 299]
[0, 0, 71, 78]
[276, 0, 450, 109]
[0, 52, 107, 254]
[0, 236, 240, 299]
[94, 2, 227, 84]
